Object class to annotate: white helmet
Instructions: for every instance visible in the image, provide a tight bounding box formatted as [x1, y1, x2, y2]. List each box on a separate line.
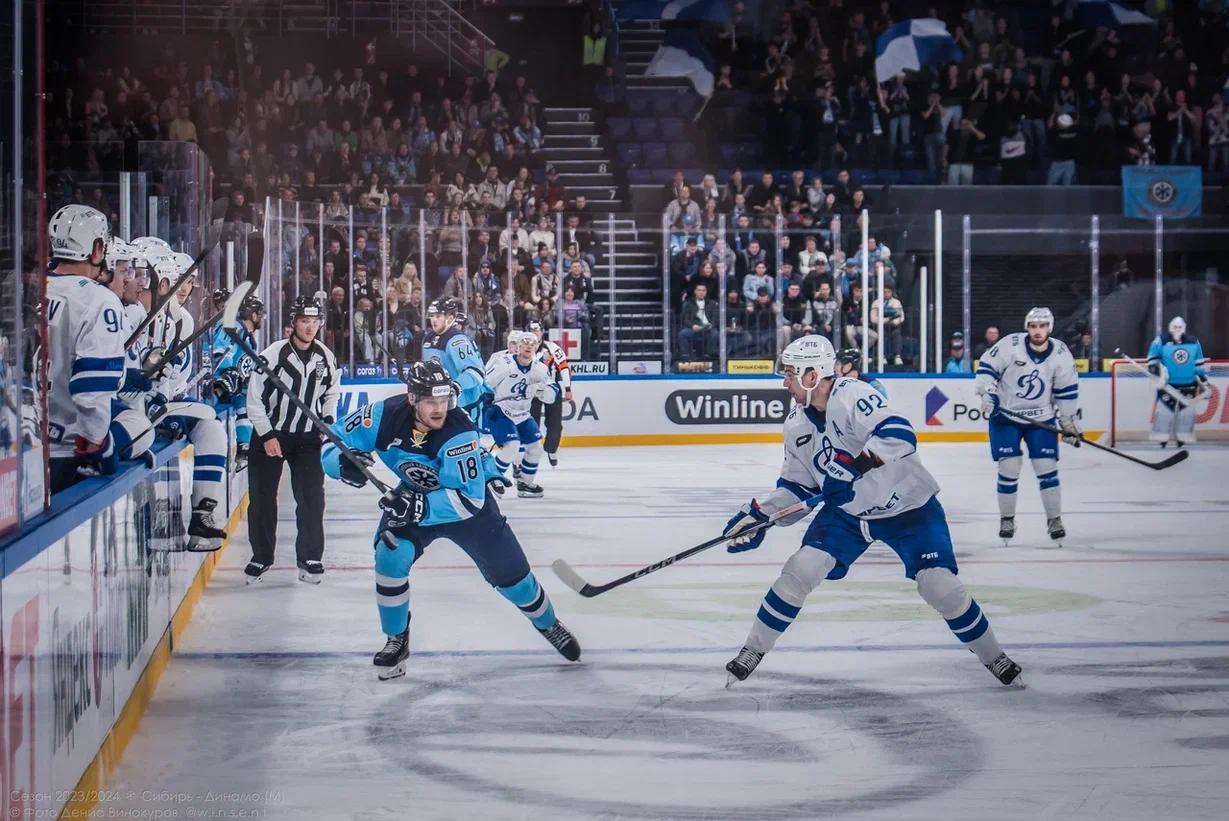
[48, 204, 111, 262]
[104, 237, 139, 272]
[779, 334, 836, 380]
[1024, 307, 1054, 330]
[131, 236, 172, 265]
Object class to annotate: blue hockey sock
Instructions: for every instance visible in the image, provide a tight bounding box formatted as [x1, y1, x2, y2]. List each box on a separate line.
[521, 459, 539, 477]
[494, 456, 511, 474]
[374, 534, 418, 635]
[496, 572, 557, 630]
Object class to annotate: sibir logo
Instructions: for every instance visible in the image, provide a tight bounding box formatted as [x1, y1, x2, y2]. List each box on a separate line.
[925, 387, 949, 426]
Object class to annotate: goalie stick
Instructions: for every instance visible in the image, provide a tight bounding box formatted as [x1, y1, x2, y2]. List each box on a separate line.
[220, 235, 393, 495]
[552, 495, 823, 597]
[124, 235, 220, 349]
[998, 408, 1188, 470]
[1111, 348, 1202, 408]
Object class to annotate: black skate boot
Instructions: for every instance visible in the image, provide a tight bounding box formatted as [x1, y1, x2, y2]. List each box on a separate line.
[297, 560, 324, 584]
[547, 452, 558, 467]
[186, 500, 226, 552]
[244, 561, 271, 584]
[512, 463, 522, 479]
[538, 621, 581, 661]
[998, 516, 1015, 546]
[985, 652, 1023, 686]
[725, 646, 765, 687]
[374, 628, 410, 680]
[1047, 516, 1065, 546]
[234, 442, 249, 471]
[487, 475, 509, 496]
[517, 479, 544, 498]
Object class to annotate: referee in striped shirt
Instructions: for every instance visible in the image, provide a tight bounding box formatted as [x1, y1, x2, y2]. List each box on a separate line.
[244, 295, 339, 584]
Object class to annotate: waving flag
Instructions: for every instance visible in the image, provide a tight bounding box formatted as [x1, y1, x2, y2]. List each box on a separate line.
[1075, 0, 1155, 28]
[646, 29, 715, 97]
[617, 0, 733, 23]
[874, 19, 963, 81]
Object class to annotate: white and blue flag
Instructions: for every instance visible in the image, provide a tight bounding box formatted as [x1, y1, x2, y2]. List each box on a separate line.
[874, 19, 963, 81]
[617, 0, 733, 24]
[1074, 0, 1155, 28]
[645, 29, 715, 97]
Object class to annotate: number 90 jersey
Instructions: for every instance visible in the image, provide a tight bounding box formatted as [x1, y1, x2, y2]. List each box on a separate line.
[323, 395, 502, 527]
[767, 378, 940, 523]
[45, 273, 128, 456]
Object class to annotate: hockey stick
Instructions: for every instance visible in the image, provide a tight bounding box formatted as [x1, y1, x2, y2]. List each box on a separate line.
[998, 408, 1188, 470]
[1111, 349, 1197, 408]
[551, 495, 823, 597]
[221, 241, 394, 495]
[142, 308, 224, 380]
[124, 237, 220, 349]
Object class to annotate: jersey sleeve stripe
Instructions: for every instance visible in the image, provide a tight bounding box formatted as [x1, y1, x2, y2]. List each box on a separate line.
[873, 414, 914, 431]
[775, 477, 819, 501]
[69, 375, 122, 394]
[975, 364, 1000, 378]
[72, 356, 124, 374]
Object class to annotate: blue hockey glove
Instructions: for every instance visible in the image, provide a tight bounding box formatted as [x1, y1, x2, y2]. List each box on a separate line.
[339, 450, 374, 488]
[379, 487, 428, 528]
[724, 501, 770, 553]
[823, 450, 862, 508]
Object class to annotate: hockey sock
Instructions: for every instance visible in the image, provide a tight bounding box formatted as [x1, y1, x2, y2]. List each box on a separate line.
[996, 456, 1021, 518]
[1032, 458, 1061, 519]
[521, 441, 543, 478]
[496, 572, 557, 630]
[521, 459, 539, 478]
[235, 417, 252, 446]
[916, 568, 1004, 665]
[498, 441, 520, 469]
[746, 548, 835, 652]
[374, 534, 418, 635]
[189, 416, 229, 508]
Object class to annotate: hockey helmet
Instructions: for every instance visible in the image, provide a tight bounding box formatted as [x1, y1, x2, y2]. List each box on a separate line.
[835, 347, 863, 370]
[289, 295, 322, 321]
[1024, 307, 1054, 330]
[212, 288, 231, 308]
[525, 319, 544, 335]
[779, 334, 836, 380]
[239, 294, 265, 320]
[48, 204, 111, 263]
[405, 359, 458, 408]
[427, 296, 460, 317]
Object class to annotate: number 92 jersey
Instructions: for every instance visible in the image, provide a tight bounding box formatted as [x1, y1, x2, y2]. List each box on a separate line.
[323, 394, 502, 527]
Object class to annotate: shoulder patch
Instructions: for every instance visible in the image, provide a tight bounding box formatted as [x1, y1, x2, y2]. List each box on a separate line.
[445, 441, 478, 458]
[795, 433, 813, 448]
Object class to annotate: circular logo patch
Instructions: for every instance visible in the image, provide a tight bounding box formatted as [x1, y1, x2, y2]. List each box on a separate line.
[1172, 348, 1190, 365]
[1149, 179, 1176, 205]
[397, 461, 440, 491]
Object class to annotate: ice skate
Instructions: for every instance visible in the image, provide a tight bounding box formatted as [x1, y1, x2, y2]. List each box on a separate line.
[374, 629, 410, 680]
[186, 501, 226, 552]
[243, 561, 271, 584]
[297, 560, 324, 584]
[512, 463, 522, 479]
[1047, 516, 1066, 546]
[998, 516, 1015, 546]
[517, 479, 544, 498]
[547, 453, 558, 467]
[725, 646, 765, 687]
[234, 442, 249, 471]
[985, 651, 1024, 687]
[537, 621, 581, 661]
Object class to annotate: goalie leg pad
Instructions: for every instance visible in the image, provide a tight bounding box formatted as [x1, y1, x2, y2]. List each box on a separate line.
[1151, 393, 1181, 442]
[996, 455, 1022, 518]
[746, 547, 836, 653]
[1031, 457, 1061, 519]
[917, 567, 1004, 665]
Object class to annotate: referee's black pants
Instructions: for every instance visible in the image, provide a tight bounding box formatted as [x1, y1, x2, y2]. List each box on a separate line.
[247, 432, 325, 566]
[530, 396, 564, 454]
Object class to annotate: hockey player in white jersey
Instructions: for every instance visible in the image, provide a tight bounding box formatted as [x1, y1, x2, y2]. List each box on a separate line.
[45, 205, 157, 493]
[722, 335, 1022, 687]
[974, 307, 1081, 545]
[124, 247, 230, 550]
[483, 331, 560, 498]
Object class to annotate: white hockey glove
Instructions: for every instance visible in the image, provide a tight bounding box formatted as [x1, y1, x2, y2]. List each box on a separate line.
[1058, 414, 1083, 447]
[1196, 374, 1212, 398]
[980, 391, 1000, 419]
[533, 382, 558, 404]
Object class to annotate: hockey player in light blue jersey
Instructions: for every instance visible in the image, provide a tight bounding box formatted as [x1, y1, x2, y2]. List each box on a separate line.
[210, 293, 265, 466]
[974, 307, 1082, 546]
[1146, 316, 1211, 447]
[421, 296, 486, 421]
[835, 347, 888, 398]
[722, 335, 1021, 688]
[321, 359, 579, 680]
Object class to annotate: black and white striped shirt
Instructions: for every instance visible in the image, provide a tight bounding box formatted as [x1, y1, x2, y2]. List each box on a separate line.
[246, 338, 340, 437]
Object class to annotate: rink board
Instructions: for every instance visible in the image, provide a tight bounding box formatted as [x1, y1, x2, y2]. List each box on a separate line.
[0, 424, 247, 820]
[336, 373, 1137, 444]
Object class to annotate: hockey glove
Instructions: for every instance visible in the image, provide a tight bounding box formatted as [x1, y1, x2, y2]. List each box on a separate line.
[212, 369, 242, 403]
[980, 391, 1001, 420]
[822, 450, 862, 508]
[1146, 361, 1161, 377]
[533, 382, 559, 404]
[1058, 414, 1083, 448]
[339, 450, 374, 488]
[724, 501, 770, 553]
[74, 434, 118, 477]
[1197, 374, 1212, 398]
[145, 393, 169, 426]
[487, 473, 513, 493]
[379, 487, 428, 528]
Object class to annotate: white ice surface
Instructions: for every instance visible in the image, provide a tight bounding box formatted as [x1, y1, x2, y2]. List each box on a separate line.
[93, 442, 1229, 820]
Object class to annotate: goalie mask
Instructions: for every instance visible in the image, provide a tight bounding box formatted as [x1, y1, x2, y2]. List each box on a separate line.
[1168, 316, 1186, 342]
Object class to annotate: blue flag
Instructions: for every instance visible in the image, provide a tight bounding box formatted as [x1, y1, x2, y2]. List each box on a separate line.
[1122, 166, 1203, 220]
[1074, 1, 1155, 29]
[874, 19, 963, 81]
[645, 29, 715, 97]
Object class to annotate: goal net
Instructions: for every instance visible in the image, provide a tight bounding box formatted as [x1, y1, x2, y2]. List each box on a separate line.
[1109, 359, 1229, 446]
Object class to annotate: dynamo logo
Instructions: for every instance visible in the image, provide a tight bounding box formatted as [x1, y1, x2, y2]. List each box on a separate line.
[925, 387, 949, 426]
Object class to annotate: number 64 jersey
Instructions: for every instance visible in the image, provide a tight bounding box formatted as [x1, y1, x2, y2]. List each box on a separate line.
[765, 378, 941, 523]
[45, 272, 128, 456]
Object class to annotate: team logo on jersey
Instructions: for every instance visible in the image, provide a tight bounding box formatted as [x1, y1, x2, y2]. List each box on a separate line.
[512, 380, 530, 400]
[397, 461, 440, 491]
[315, 361, 329, 378]
[237, 355, 254, 377]
[1015, 370, 1046, 401]
[814, 436, 835, 472]
[1172, 348, 1190, 365]
[410, 429, 429, 448]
